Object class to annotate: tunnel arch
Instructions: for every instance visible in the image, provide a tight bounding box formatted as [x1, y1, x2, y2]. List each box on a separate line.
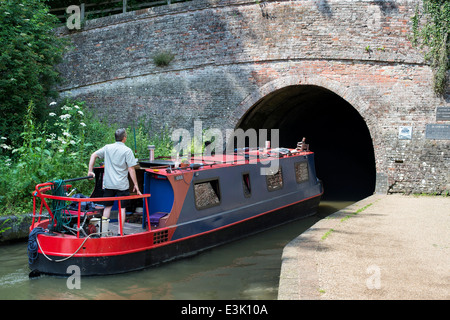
[232, 76, 377, 201]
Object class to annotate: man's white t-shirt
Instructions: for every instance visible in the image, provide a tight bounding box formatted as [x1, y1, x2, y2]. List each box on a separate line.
[95, 142, 138, 191]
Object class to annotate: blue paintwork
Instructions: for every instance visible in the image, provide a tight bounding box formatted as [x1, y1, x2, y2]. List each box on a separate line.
[142, 172, 174, 228]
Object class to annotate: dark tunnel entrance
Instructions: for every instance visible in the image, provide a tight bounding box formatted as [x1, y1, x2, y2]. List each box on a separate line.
[237, 85, 376, 201]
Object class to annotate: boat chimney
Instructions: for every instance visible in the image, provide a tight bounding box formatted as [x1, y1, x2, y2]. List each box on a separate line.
[148, 145, 155, 161]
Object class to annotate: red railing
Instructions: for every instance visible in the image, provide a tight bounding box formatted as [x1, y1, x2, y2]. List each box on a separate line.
[32, 182, 151, 237]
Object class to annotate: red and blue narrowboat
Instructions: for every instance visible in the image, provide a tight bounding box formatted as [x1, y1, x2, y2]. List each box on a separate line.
[28, 141, 323, 276]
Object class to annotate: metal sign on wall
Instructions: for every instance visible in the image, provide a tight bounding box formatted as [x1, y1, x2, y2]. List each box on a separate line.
[436, 107, 450, 121]
[425, 124, 450, 140]
[398, 126, 412, 140]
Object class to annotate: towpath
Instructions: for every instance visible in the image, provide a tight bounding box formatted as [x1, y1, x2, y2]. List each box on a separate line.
[278, 194, 449, 299]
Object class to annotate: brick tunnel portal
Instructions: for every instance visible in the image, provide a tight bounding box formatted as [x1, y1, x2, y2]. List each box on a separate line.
[237, 85, 376, 201]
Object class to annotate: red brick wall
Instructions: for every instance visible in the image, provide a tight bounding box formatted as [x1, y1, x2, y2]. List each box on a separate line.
[56, 0, 449, 194]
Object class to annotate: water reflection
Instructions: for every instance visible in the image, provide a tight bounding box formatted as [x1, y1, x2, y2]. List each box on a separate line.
[0, 200, 352, 300]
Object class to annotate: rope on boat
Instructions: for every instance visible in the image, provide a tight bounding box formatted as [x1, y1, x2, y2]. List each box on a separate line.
[27, 227, 48, 264]
[28, 227, 105, 264]
[36, 233, 96, 262]
[50, 179, 71, 232]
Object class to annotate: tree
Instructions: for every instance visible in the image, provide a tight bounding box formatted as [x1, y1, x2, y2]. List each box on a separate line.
[0, 0, 66, 144]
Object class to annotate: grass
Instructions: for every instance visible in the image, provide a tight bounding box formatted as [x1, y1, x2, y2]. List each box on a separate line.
[321, 201, 376, 240]
[321, 228, 334, 240]
[412, 191, 449, 197]
[152, 50, 175, 67]
[340, 203, 373, 222]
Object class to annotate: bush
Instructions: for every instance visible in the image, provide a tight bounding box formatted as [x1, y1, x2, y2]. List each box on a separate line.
[0, 0, 66, 144]
[0, 98, 172, 216]
[152, 50, 175, 67]
[1, 99, 94, 214]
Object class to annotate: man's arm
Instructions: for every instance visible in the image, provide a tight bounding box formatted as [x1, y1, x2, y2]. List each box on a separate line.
[128, 166, 142, 195]
[88, 152, 98, 179]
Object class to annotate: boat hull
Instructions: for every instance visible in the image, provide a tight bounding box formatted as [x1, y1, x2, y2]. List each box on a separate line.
[30, 193, 321, 276]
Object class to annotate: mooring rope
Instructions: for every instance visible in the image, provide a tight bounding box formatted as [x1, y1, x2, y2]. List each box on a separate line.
[28, 226, 106, 263]
[36, 232, 99, 263]
[50, 179, 71, 232]
[27, 227, 48, 264]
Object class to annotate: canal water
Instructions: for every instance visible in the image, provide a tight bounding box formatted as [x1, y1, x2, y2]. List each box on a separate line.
[0, 201, 352, 300]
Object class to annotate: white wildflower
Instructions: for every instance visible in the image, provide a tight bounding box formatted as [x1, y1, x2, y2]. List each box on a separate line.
[70, 140, 76, 145]
[59, 114, 71, 120]
[1, 144, 11, 150]
[49, 102, 57, 106]
[77, 110, 84, 116]
[74, 105, 80, 109]
[46, 139, 52, 143]
[57, 136, 67, 144]
[49, 112, 56, 117]
[80, 122, 86, 127]
[62, 131, 70, 137]
[59, 149, 64, 153]
[61, 105, 72, 111]
[1, 137, 6, 140]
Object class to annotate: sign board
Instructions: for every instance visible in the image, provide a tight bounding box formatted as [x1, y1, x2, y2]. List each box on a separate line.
[398, 126, 412, 140]
[436, 107, 450, 121]
[425, 124, 450, 140]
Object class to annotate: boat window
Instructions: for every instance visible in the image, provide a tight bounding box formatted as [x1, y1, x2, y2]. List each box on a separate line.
[194, 179, 221, 209]
[242, 173, 251, 197]
[295, 161, 309, 184]
[266, 167, 283, 191]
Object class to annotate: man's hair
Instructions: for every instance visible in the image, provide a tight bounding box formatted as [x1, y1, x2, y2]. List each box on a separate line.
[115, 128, 127, 141]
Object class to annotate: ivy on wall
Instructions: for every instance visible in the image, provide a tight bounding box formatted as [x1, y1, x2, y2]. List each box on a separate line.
[411, 0, 449, 95]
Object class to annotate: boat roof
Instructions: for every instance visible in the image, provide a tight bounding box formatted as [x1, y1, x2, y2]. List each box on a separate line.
[140, 148, 313, 177]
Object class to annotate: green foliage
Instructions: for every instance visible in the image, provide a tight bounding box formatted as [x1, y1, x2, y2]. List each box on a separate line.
[149, 126, 174, 159]
[152, 51, 175, 67]
[0, 219, 11, 234]
[0, 1, 176, 216]
[1, 99, 92, 214]
[127, 119, 173, 160]
[0, 0, 67, 144]
[0, 98, 172, 216]
[411, 0, 450, 95]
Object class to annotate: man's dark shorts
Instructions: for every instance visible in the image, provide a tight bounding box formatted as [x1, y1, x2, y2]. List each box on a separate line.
[102, 188, 130, 208]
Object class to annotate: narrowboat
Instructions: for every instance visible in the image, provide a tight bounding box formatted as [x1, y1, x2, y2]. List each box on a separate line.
[28, 141, 323, 276]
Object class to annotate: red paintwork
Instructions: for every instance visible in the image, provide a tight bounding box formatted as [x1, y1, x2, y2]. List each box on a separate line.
[32, 227, 176, 257]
